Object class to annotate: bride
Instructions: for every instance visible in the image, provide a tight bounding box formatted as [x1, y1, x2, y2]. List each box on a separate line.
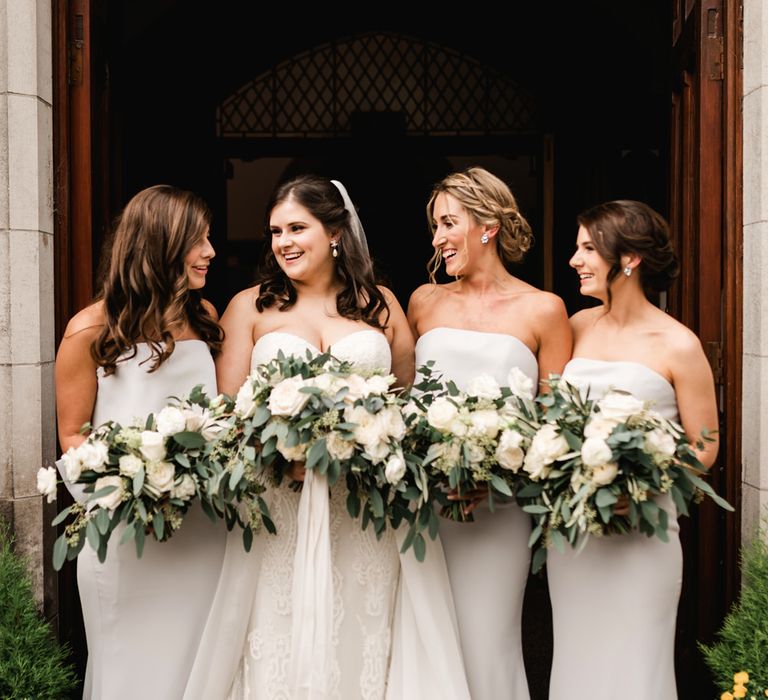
[185, 175, 469, 699]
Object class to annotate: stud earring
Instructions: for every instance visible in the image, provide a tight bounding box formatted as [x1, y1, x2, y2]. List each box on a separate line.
[623, 266, 632, 277]
[480, 232, 489, 245]
[331, 240, 339, 258]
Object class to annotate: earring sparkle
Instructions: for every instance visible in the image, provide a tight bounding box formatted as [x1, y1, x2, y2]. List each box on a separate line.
[480, 232, 489, 245]
[331, 241, 339, 258]
[623, 266, 632, 277]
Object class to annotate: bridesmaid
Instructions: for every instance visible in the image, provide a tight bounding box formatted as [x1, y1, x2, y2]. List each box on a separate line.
[55, 185, 227, 699]
[407, 167, 572, 700]
[547, 200, 719, 699]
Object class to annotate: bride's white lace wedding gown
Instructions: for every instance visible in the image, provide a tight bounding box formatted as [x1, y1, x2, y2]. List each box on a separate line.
[185, 330, 470, 700]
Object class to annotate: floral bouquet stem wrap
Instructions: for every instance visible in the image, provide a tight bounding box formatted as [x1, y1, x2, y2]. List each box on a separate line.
[518, 376, 733, 573]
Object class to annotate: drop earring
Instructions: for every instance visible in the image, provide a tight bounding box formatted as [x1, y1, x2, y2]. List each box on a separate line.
[331, 240, 339, 258]
[480, 232, 489, 245]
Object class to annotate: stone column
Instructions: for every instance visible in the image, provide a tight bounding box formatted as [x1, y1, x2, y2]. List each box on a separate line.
[742, 0, 768, 542]
[0, 0, 57, 614]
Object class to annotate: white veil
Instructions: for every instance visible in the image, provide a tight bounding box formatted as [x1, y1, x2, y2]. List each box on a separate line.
[330, 179, 374, 276]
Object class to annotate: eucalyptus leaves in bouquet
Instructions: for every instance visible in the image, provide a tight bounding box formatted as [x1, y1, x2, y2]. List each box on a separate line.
[40, 385, 235, 570]
[518, 376, 732, 573]
[233, 350, 423, 548]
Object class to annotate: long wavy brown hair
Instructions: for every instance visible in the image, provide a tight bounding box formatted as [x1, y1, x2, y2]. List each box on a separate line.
[425, 167, 533, 282]
[256, 175, 389, 328]
[91, 184, 224, 375]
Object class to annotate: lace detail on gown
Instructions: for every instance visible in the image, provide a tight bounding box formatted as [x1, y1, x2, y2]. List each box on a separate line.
[227, 329, 397, 700]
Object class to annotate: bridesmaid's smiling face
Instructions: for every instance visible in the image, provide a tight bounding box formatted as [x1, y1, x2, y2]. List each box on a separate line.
[269, 196, 338, 283]
[184, 228, 215, 290]
[570, 226, 611, 300]
[430, 193, 485, 276]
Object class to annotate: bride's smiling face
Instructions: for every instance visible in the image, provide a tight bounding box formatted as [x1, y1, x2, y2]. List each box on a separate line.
[269, 197, 337, 282]
[569, 225, 611, 300]
[431, 193, 484, 276]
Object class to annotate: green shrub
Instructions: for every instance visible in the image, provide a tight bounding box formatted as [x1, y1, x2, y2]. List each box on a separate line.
[700, 529, 768, 696]
[0, 520, 78, 699]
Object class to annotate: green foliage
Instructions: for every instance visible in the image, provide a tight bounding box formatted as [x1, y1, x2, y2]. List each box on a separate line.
[700, 529, 768, 694]
[0, 521, 78, 699]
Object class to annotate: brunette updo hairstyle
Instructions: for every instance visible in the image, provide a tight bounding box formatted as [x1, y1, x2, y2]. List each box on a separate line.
[576, 200, 679, 308]
[256, 175, 389, 328]
[426, 166, 533, 280]
[91, 184, 223, 375]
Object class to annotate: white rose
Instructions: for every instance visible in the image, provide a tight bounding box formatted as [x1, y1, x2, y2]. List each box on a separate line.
[60, 447, 83, 482]
[78, 441, 110, 473]
[584, 416, 620, 440]
[496, 430, 525, 472]
[326, 432, 355, 460]
[367, 440, 392, 465]
[529, 424, 570, 463]
[384, 451, 407, 484]
[234, 381, 257, 418]
[597, 390, 645, 422]
[467, 374, 502, 400]
[311, 373, 343, 396]
[427, 398, 459, 431]
[171, 473, 197, 501]
[118, 454, 144, 477]
[591, 462, 619, 486]
[507, 367, 535, 399]
[365, 374, 392, 396]
[644, 428, 676, 458]
[382, 407, 406, 440]
[522, 450, 551, 481]
[93, 475, 125, 510]
[276, 437, 307, 462]
[341, 374, 369, 404]
[139, 431, 166, 462]
[449, 417, 469, 437]
[269, 376, 311, 417]
[36, 466, 57, 503]
[466, 443, 486, 465]
[580, 437, 613, 469]
[469, 409, 501, 439]
[155, 406, 187, 437]
[345, 406, 388, 447]
[145, 460, 175, 492]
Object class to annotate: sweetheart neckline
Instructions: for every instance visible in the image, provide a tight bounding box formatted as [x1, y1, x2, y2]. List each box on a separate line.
[254, 329, 387, 355]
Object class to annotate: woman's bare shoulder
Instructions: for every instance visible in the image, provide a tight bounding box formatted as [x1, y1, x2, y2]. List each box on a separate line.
[63, 301, 106, 339]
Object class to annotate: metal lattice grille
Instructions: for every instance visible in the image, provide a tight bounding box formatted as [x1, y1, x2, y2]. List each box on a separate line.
[217, 32, 537, 138]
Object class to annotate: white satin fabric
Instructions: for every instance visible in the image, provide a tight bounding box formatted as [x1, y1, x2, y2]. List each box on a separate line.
[185, 330, 470, 700]
[74, 341, 227, 699]
[547, 358, 683, 700]
[414, 327, 538, 700]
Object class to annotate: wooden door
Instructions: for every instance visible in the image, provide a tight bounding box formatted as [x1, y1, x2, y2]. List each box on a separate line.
[669, 1, 742, 696]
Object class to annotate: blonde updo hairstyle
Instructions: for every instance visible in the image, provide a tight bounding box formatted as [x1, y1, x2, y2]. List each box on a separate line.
[426, 166, 533, 281]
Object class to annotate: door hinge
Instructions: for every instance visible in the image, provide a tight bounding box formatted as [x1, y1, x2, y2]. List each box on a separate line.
[704, 341, 724, 384]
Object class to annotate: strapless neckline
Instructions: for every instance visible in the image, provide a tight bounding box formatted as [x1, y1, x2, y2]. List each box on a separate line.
[566, 357, 673, 390]
[416, 327, 536, 365]
[255, 329, 386, 355]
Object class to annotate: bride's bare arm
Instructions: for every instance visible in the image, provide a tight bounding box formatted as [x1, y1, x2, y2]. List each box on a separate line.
[381, 287, 415, 389]
[216, 288, 258, 397]
[533, 293, 572, 390]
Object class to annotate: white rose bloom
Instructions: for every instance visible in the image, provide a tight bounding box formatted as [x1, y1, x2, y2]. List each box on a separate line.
[467, 373, 502, 400]
[145, 460, 175, 492]
[269, 375, 311, 417]
[449, 417, 469, 437]
[343, 374, 369, 404]
[644, 428, 676, 457]
[93, 475, 125, 510]
[581, 437, 613, 469]
[276, 437, 307, 462]
[60, 447, 83, 482]
[171, 473, 197, 501]
[139, 431, 166, 462]
[522, 449, 551, 481]
[155, 406, 187, 437]
[36, 466, 57, 503]
[78, 440, 110, 473]
[182, 404, 211, 433]
[384, 451, 407, 484]
[591, 462, 619, 486]
[584, 416, 620, 440]
[234, 381, 257, 418]
[311, 373, 343, 396]
[367, 440, 391, 465]
[507, 367, 535, 399]
[383, 407, 406, 440]
[118, 454, 144, 477]
[529, 424, 570, 463]
[345, 406, 389, 448]
[466, 443, 486, 465]
[427, 398, 459, 431]
[469, 409, 501, 439]
[365, 375, 391, 396]
[326, 432, 356, 460]
[597, 390, 645, 422]
[496, 429, 525, 471]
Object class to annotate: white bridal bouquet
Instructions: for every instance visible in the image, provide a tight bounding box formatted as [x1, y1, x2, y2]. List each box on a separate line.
[38, 385, 272, 570]
[233, 350, 428, 547]
[404, 362, 539, 525]
[516, 376, 733, 572]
